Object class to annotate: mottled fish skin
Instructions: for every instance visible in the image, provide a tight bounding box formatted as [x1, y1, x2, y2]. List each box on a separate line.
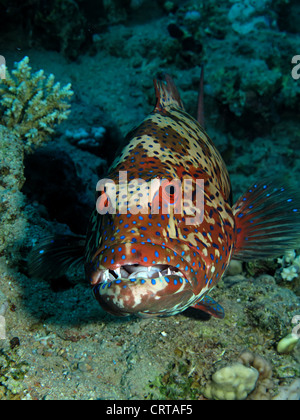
[84, 74, 235, 318]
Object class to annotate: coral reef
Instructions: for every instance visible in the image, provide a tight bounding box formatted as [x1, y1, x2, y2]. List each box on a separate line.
[0, 56, 73, 259]
[238, 351, 274, 400]
[0, 56, 73, 153]
[203, 350, 275, 400]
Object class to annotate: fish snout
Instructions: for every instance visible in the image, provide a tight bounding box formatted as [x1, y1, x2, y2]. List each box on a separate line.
[87, 242, 198, 316]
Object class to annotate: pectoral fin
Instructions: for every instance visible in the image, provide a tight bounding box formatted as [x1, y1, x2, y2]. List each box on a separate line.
[190, 295, 225, 319]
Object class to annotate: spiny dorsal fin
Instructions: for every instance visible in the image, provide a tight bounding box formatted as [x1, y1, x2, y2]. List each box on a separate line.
[153, 73, 184, 112]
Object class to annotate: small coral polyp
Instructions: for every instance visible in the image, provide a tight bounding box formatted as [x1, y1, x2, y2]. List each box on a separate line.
[0, 56, 73, 153]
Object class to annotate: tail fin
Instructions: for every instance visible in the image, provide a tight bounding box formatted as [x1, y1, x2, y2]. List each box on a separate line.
[28, 234, 85, 280]
[153, 73, 184, 112]
[233, 179, 300, 261]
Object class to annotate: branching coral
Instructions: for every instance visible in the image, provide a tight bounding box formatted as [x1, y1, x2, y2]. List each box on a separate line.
[0, 56, 73, 153]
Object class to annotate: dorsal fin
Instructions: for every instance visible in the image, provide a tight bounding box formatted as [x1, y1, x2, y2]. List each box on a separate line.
[197, 65, 205, 128]
[153, 73, 184, 112]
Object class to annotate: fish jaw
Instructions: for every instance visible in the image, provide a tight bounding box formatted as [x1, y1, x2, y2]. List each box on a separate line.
[86, 241, 201, 317]
[92, 271, 195, 317]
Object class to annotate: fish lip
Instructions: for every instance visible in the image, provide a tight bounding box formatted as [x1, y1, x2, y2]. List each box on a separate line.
[90, 241, 195, 286]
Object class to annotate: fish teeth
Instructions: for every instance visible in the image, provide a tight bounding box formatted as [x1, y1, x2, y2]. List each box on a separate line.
[128, 271, 147, 279]
[102, 269, 116, 282]
[120, 267, 128, 278]
[158, 272, 165, 279]
[102, 269, 110, 281]
[114, 267, 121, 277]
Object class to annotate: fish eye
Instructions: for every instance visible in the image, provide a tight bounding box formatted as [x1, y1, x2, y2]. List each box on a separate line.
[166, 185, 175, 196]
[162, 183, 180, 206]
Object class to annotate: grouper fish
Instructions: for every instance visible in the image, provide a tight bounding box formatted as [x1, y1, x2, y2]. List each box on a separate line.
[29, 73, 300, 319]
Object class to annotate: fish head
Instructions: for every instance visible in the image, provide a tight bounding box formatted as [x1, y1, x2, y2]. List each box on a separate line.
[85, 172, 210, 317]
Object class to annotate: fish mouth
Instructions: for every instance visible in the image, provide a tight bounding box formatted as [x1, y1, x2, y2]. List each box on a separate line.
[91, 264, 187, 285]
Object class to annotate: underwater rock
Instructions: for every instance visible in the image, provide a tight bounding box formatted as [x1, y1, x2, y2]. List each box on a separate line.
[226, 259, 243, 276]
[273, 379, 300, 400]
[0, 126, 27, 256]
[228, 0, 271, 35]
[0, 289, 8, 340]
[0, 290, 7, 317]
[238, 351, 274, 400]
[245, 279, 299, 339]
[277, 333, 299, 354]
